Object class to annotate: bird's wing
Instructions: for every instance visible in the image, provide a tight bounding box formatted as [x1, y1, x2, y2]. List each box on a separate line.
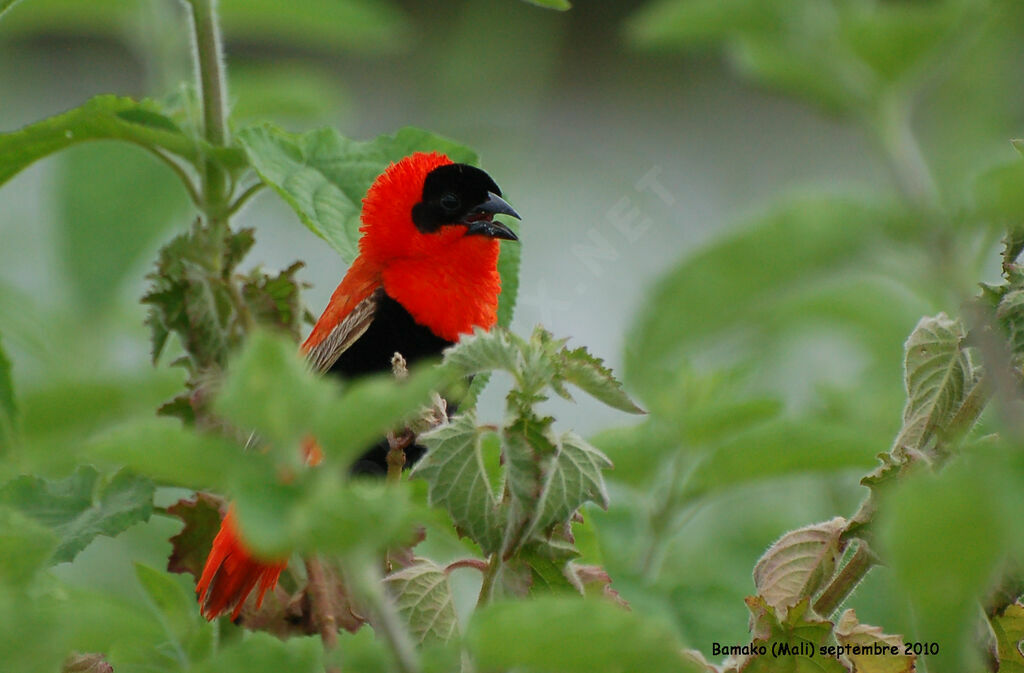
[304, 286, 382, 374]
[301, 256, 383, 375]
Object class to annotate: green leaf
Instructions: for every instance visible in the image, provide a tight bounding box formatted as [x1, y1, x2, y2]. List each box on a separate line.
[0, 96, 214, 187]
[0, 466, 153, 564]
[739, 596, 847, 672]
[468, 596, 698, 673]
[834, 609, 916, 673]
[557, 346, 644, 414]
[0, 0, 20, 22]
[625, 0, 777, 48]
[233, 473, 415, 559]
[384, 559, 459, 644]
[974, 158, 1024, 224]
[524, 431, 612, 540]
[0, 333, 17, 450]
[894, 313, 972, 453]
[56, 143, 190, 312]
[0, 507, 57, 585]
[753, 517, 846, 611]
[193, 632, 322, 673]
[218, 0, 409, 53]
[215, 329, 331, 450]
[230, 63, 350, 126]
[442, 327, 523, 377]
[878, 463, 1007, 672]
[731, 32, 869, 116]
[681, 418, 879, 502]
[496, 223, 522, 329]
[86, 418, 267, 492]
[414, 412, 506, 555]
[143, 224, 256, 369]
[240, 261, 308, 342]
[839, 2, 965, 85]
[990, 603, 1024, 673]
[521, 0, 571, 10]
[503, 413, 558, 526]
[626, 195, 904, 406]
[237, 124, 477, 262]
[314, 366, 450, 467]
[134, 562, 199, 646]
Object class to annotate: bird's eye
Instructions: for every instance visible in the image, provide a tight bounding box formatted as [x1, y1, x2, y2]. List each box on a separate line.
[439, 193, 460, 211]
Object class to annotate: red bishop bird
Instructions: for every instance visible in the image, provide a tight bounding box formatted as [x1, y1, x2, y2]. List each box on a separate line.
[196, 152, 519, 620]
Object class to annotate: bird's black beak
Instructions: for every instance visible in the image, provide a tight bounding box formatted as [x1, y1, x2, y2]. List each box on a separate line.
[463, 191, 520, 241]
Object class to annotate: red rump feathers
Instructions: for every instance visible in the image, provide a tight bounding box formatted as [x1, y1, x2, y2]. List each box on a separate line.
[196, 507, 286, 621]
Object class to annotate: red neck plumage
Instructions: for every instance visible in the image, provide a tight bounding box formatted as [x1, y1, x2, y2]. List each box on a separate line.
[358, 153, 503, 341]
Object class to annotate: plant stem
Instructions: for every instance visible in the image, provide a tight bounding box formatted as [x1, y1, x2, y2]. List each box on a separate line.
[445, 558, 489, 574]
[186, 0, 230, 222]
[874, 93, 940, 214]
[227, 181, 266, 215]
[813, 542, 876, 617]
[304, 556, 339, 651]
[476, 554, 500, 607]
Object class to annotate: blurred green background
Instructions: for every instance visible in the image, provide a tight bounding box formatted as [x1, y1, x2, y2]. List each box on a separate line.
[3, 0, 1024, 665]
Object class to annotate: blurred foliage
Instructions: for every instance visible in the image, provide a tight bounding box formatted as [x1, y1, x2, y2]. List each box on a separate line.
[2, 0, 1024, 672]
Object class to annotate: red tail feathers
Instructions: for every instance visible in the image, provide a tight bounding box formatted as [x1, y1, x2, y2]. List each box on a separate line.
[196, 507, 287, 620]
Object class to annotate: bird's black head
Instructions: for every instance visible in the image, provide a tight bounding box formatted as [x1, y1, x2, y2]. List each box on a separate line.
[412, 163, 520, 240]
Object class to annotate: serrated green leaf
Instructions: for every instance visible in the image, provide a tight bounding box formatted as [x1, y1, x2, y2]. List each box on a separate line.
[753, 517, 846, 611]
[468, 596, 698, 673]
[558, 346, 644, 414]
[384, 559, 459, 644]
[740, 596, 847, 672]
[237, 124, 477, 262]
[442, 327, 523, 377]
[894, 313, 971, 453]
[0, 333, 17, 450]
[0, 467, 153, 564]
[0, 507, 57, 585]
[504, 413, 558, 520]
[991, 603, 1024, 673]
[414, 412, 506, 554]
[0, 96, 214, 187]
[524, 432, 612, 540]
[834, 609, 916, 673]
